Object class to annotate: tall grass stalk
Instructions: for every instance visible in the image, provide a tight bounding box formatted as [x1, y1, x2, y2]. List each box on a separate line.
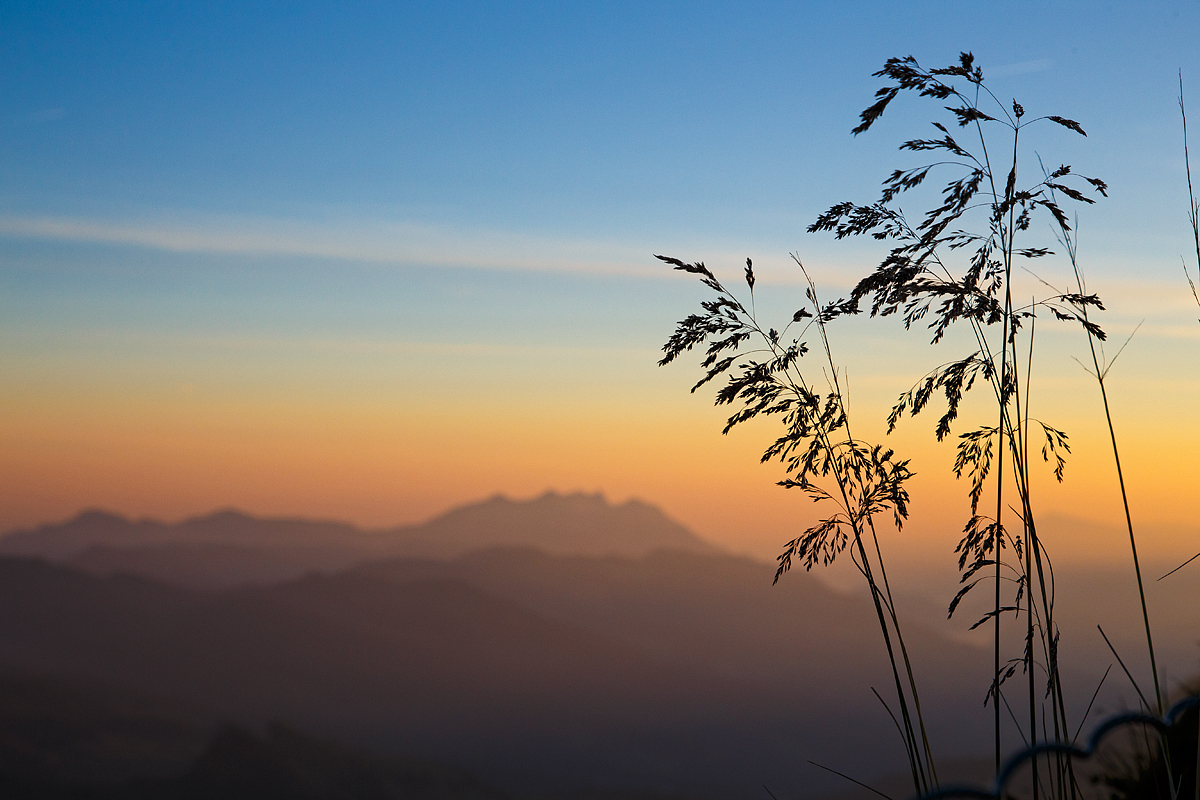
[656, 255, 936, 795]
[1055, 222, 1163, 717]
[808, 54, 1107, 793]
[1182, 74, 1200, 311]
[1168, 73, 1200, 584]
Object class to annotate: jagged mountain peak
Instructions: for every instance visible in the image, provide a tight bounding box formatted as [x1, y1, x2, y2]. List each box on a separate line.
[401, 490, 715, 557]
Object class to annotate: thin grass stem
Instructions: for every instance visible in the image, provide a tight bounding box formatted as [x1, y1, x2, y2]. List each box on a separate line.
[1098, 625, 1153, 714]
[807, 762, 896, 800]
[1060, 228, 1164, 717]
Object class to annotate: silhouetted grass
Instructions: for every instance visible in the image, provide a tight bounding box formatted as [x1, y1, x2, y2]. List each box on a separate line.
[656, 254, 935, 795]
[659, 52, 1198, 800]
[1054, 214, 1162, 721]
[1170, 74, 1200, 586]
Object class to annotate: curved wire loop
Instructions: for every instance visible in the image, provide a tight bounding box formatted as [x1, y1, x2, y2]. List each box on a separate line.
[915, 697, 1200, 800]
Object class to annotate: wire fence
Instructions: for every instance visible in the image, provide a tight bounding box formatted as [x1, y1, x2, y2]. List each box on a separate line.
[917, 697, 1200, 800]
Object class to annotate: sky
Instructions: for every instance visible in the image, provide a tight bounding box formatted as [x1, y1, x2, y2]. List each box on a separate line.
[2, 1, 1200, 570]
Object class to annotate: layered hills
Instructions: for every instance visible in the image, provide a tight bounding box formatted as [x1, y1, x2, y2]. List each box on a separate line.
[0, 552, 983, 798]
[1, 492, 1188, 798]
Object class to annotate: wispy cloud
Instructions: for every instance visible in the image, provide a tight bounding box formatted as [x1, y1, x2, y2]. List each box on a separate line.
[0, 213, 1190, 314]
[173, 333, 658, 360]
[0, 213, 660, 276]
[0, 212, 826, 285]
[988, 59, 1054, 78]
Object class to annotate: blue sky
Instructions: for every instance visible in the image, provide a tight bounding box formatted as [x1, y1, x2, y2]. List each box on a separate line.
[3, 1, 1200, 560]
[4, 1, 1197, 256]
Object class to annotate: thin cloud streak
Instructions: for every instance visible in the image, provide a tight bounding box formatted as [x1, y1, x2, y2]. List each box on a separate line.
[0, 213, 655, 276]
[0, 213, 855, 287]
[34, 327, 660, 359]
[2, 214, 1187, 312]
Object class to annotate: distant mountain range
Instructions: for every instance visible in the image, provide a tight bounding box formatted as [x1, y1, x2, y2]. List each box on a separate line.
[0, 492, 714, 589]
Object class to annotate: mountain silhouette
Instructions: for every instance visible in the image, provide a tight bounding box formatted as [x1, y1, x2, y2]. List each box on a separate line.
[0, 510, 368, 576]
[0, 492, 714, 589]
[392, 491, 711, 557]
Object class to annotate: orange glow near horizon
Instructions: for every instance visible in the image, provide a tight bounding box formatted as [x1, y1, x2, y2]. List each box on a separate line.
[3, 335, 1198, 575]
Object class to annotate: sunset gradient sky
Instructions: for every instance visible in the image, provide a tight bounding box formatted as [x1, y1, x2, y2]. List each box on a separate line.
[2, 1, 1199, 568]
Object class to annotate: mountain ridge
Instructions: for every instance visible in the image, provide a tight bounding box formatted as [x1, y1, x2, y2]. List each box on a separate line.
[0, 491, 719, 587]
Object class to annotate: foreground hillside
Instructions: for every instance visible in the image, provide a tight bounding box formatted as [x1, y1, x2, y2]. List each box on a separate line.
[0, 668, 509, 800]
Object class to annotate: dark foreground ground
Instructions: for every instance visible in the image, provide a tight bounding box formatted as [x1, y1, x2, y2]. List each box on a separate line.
[0, 666, 720, 800]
